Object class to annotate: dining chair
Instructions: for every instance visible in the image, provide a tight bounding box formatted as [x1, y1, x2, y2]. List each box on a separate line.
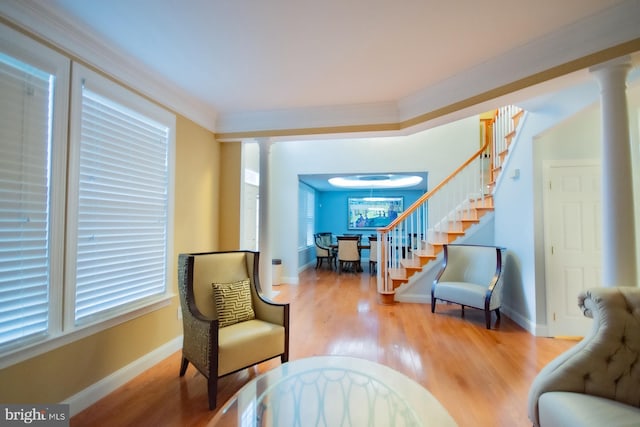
[314, 233, 336, 269]
[337, 235, 361, 273]
[368, 235, 378, 273]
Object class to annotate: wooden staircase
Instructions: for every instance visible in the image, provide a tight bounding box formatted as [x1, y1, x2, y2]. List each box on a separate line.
[490, 106, 524, 191]
[386, 195, 495, 289]
[377, 106, 523, 302]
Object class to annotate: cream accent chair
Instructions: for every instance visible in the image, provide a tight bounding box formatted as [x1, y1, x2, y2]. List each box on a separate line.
[431, 244, 505, 329]
[528, 287, 640, 427]
[178, 251, 290, 409]
[337, 235, 361, 273]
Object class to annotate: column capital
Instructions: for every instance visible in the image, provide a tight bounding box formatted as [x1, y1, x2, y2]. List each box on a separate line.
[589, 55, 632, 86]
[255, 137, 273, 154]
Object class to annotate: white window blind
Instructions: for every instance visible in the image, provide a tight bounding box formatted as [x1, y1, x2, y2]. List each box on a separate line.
[0, 54, 54, 348]
[298, 183, 315, 249]
[305, 190, 315, 246]
[72, 86, 170, 325]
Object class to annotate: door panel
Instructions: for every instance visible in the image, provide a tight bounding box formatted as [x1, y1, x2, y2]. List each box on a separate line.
[544, 162, 600, 337]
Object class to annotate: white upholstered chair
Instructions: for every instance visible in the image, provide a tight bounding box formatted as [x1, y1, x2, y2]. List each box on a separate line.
[368, 235, 378, 273]
[528, 287, 640, 427]
[337, 235, 361, 273]
[431, 244, 505, 329]
[178, 250, 290, 409]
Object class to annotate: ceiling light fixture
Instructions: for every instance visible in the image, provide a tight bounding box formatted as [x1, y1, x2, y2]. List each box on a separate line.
[328, 174, 423, 189]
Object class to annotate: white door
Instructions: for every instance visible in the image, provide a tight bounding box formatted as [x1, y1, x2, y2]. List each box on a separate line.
[543, 161, 601, 337]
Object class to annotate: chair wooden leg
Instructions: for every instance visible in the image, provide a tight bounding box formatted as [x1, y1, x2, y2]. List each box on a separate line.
[431, 298, 436, 313]
[315, 258, 321, 269]
[485, 310, 492, 329]
[207, 376, 218, 410]
[179, 356, 189, 376]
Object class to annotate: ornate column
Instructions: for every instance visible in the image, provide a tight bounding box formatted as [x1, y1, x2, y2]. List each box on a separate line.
[257, 138, 273, 296]
[590, 56, 637, 287]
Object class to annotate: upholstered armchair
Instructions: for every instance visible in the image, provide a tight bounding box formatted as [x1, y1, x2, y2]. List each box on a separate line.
[178, 250, 290, 409]
[431, 244, 505, 329]
[528, 287, 640, 427]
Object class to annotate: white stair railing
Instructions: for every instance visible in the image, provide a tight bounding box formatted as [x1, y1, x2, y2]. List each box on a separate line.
[377, 105, 523, 296]
[492, 105, 523, 178]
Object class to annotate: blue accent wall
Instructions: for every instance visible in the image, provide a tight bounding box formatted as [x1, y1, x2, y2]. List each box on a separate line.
[316, 189, 425, 239]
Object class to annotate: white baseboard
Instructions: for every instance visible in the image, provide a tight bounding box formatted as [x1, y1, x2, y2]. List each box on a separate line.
[280, 275, 300, 285]
[500, 305, 539, 335]
[394, 293, 430, 304]
[64, 336, 182, 416]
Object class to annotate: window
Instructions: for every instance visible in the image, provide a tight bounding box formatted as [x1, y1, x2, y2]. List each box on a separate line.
[298, 183, 315, 249]
[0, 24, 69, 356]
[0, 24, 175, 364]
[66, 64, 175, 327]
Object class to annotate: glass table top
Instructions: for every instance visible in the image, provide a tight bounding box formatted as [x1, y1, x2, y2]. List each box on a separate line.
[209, 356, 457, 427]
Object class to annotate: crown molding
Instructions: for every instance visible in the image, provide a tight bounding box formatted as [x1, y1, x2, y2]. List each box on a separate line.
[0, 0, 218, 132]
[217, 0, 640, 138]
[398, 0, 640, 122]
[3, 0, 639, 139]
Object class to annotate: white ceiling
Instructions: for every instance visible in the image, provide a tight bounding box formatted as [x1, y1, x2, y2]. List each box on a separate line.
[3, 0, 640, 136]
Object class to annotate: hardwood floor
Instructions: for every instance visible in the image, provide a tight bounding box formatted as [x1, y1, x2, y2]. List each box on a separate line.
[71, 267, 576, 427]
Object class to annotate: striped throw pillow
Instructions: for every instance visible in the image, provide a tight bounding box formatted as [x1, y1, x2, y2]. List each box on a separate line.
[212, 279, 255, 328]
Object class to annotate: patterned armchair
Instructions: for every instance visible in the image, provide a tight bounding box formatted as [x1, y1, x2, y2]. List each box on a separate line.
[178, 250, 290, 409]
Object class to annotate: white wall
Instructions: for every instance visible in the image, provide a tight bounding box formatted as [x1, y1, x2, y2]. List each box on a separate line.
[496, 104, 600, 334]
[496, 80, 640, 335]
[270, 116, 480, 283]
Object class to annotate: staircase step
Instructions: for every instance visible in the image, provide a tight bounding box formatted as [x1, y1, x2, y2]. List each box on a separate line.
[458, 211, 481, 221]
[425, 241, 445, 251]
[412, 249, 438, 262]
[448, 219, 480, 232]
[400, 258, 424, 277]
[388, 268, 409, 288]
[505, 130, 516, 146]
[445, 230, 465, 242]
[499, 148, 508, 162]
[470, 198, 493, 209]
[513, 109, 524, 127]
[430, 231, 459, 244]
